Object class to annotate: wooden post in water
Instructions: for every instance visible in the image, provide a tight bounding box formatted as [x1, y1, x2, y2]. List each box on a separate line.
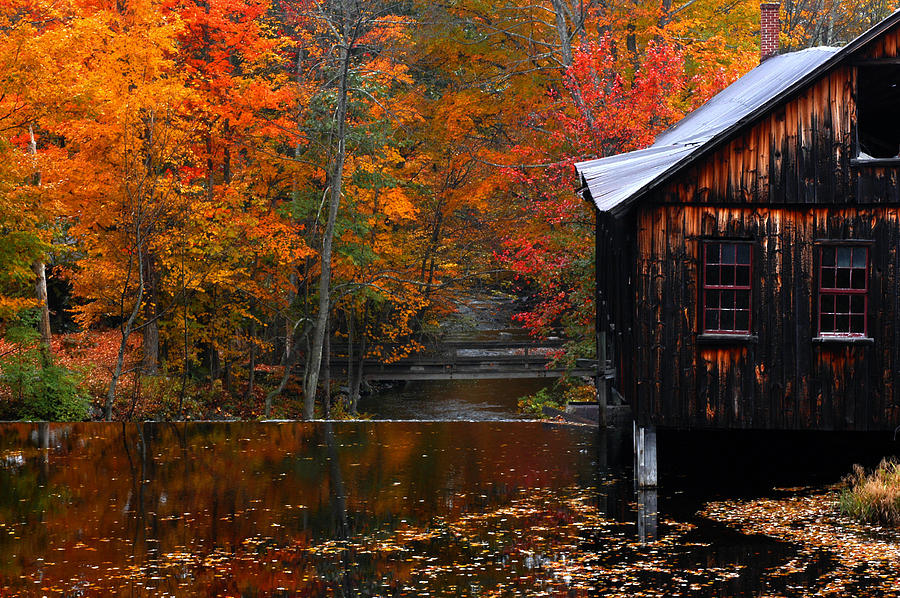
[633, 422, 657, 488]
[637, 489, 658, 543]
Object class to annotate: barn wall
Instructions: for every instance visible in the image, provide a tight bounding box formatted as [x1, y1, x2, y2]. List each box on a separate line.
[596, 212, 637, 403]
[632, 205, 900, 431]
[658, 65, 858, 206]
[612, 23, 900, 430]
[862, 25, 900, 58]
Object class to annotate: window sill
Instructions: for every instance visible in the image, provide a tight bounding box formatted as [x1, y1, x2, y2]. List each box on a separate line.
[698, 333, 758, 345]
[812, 336, 874, 345]
[851, 157, 900, 166]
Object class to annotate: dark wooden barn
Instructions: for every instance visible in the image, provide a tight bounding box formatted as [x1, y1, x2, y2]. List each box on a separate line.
[576, 8, 900, 476]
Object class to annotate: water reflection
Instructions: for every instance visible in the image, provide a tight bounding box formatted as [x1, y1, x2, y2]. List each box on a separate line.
[2, 423, 895, 597]
[0, 422, 600, 596]
[359, 379, 552, 420]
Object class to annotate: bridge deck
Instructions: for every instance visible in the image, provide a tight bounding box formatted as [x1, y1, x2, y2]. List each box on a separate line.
[327, 339, 608, 381]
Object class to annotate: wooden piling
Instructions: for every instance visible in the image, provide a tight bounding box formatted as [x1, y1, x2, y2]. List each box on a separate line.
[633, 423, 658, 488]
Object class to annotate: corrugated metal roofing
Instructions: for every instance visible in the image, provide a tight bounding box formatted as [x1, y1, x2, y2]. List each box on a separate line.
[575, 48, 838, 213]
[575, 9, 900, 216]
[651, 47, 839, 147]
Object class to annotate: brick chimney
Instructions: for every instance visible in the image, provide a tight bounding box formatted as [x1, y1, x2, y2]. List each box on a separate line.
[760, 2, 780, 62]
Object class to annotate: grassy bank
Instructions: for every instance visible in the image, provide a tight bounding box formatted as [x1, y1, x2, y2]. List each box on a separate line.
[839, 458, 900, 526]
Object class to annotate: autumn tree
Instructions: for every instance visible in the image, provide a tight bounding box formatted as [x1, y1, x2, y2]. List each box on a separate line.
[781, 0, 900, 50]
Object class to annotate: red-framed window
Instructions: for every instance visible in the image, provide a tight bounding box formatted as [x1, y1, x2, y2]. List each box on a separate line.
[702, 242, 752, 334]
[818, 245, 868, 337]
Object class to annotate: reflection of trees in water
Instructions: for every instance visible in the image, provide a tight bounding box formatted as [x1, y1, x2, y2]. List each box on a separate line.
[0, 422, 598, 594]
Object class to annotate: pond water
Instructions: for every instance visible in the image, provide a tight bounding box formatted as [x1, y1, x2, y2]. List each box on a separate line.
[358, 379, 551, 420]
[3, 421, 900, 596]
[0, 422, 602, 596]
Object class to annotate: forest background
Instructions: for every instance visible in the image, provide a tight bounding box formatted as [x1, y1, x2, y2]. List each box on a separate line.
[0, 0, 894, 421]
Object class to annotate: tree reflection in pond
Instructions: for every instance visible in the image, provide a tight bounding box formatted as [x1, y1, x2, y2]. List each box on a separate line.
[4, 422, 893, 596]
[0, 422, 602, 596]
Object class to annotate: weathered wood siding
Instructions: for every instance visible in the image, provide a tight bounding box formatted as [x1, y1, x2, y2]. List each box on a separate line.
[596, 213, 636, 403]
[659, 65, 857, 206]
[631, 205, 900, 431]
[862, 25, 900, 58]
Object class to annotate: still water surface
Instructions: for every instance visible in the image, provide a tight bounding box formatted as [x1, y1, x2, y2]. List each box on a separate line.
[359, 379, 551, 420]
[1, 421, 899, 596]
[1, 422, 602, 596]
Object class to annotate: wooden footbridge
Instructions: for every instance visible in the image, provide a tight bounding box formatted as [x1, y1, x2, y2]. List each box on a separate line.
[330, 338, 611, 382]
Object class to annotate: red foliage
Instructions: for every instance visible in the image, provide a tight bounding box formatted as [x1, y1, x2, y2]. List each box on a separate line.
[499, 38, 690, 339]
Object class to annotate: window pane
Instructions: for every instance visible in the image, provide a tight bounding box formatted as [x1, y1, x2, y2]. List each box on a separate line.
[706, 289, 720, 309]
[836, 269, 851, 288]
[705, 310, 719, 331]
[821, 294, 835, 314]
[721, 265, 735, 286]
[821, 313, 836, 333]
[822, 247, 835, 267]
[706, 243, 720, 264]
[736, 244, 751, 265]
[836, 314, 850, 332]
[851, 295, 865, 313]
[821, 269, 835, 289]
[736, 290, 749, 309]
[736, 266, 750, 287]
[851, 269, 866, 290]
[851, 315, 865, 333]
[720, 309, 735, 331]
[837, 247, 852, 268]
[721, 244, 736, 264]
[853, 248, 867, 268]
[735, 310, 750, 332]
[721, 290, 735, 309]
[836, 294, 851, 314]
[706, 265, 720, 286]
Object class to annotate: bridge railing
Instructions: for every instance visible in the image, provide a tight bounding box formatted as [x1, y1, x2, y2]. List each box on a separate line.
[328, 338, 570, 363]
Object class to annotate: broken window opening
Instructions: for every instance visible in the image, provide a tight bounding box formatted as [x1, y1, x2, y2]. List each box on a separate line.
[857, 65, 900, 159]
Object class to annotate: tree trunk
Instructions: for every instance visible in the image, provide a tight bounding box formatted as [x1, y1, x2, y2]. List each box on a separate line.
[349, 336, 364, 416]
[106, 250, 145, 421]
[245, 321, 256, 402]
[265, 272, 299, 418]
[322, 319, 331, 419]
[32, 261, 52, 366]
[349, 307, 366, 416]
[28, 126, 51, 366]
[303, 26, 352, 420]
[346, 309, 355, 415]
[549, 0, 594, 128]
[140, 239, 159, 375]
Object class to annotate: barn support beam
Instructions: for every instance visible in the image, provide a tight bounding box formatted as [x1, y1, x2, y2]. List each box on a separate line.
[636, 489, 658, 543]
[633, 423, 657, 488]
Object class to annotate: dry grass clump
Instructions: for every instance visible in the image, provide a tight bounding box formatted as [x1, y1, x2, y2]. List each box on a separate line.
[839, 458, 900, 526]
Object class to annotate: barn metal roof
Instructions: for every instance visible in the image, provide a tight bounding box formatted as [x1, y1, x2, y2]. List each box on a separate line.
[575, 10, 900, 216]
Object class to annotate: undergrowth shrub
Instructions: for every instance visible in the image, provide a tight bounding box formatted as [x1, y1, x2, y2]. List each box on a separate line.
[517, 379, 596, 416]
[839, 458, 900, 526]
[518, 387, 564, 416]
[0, 310, 89, 421]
